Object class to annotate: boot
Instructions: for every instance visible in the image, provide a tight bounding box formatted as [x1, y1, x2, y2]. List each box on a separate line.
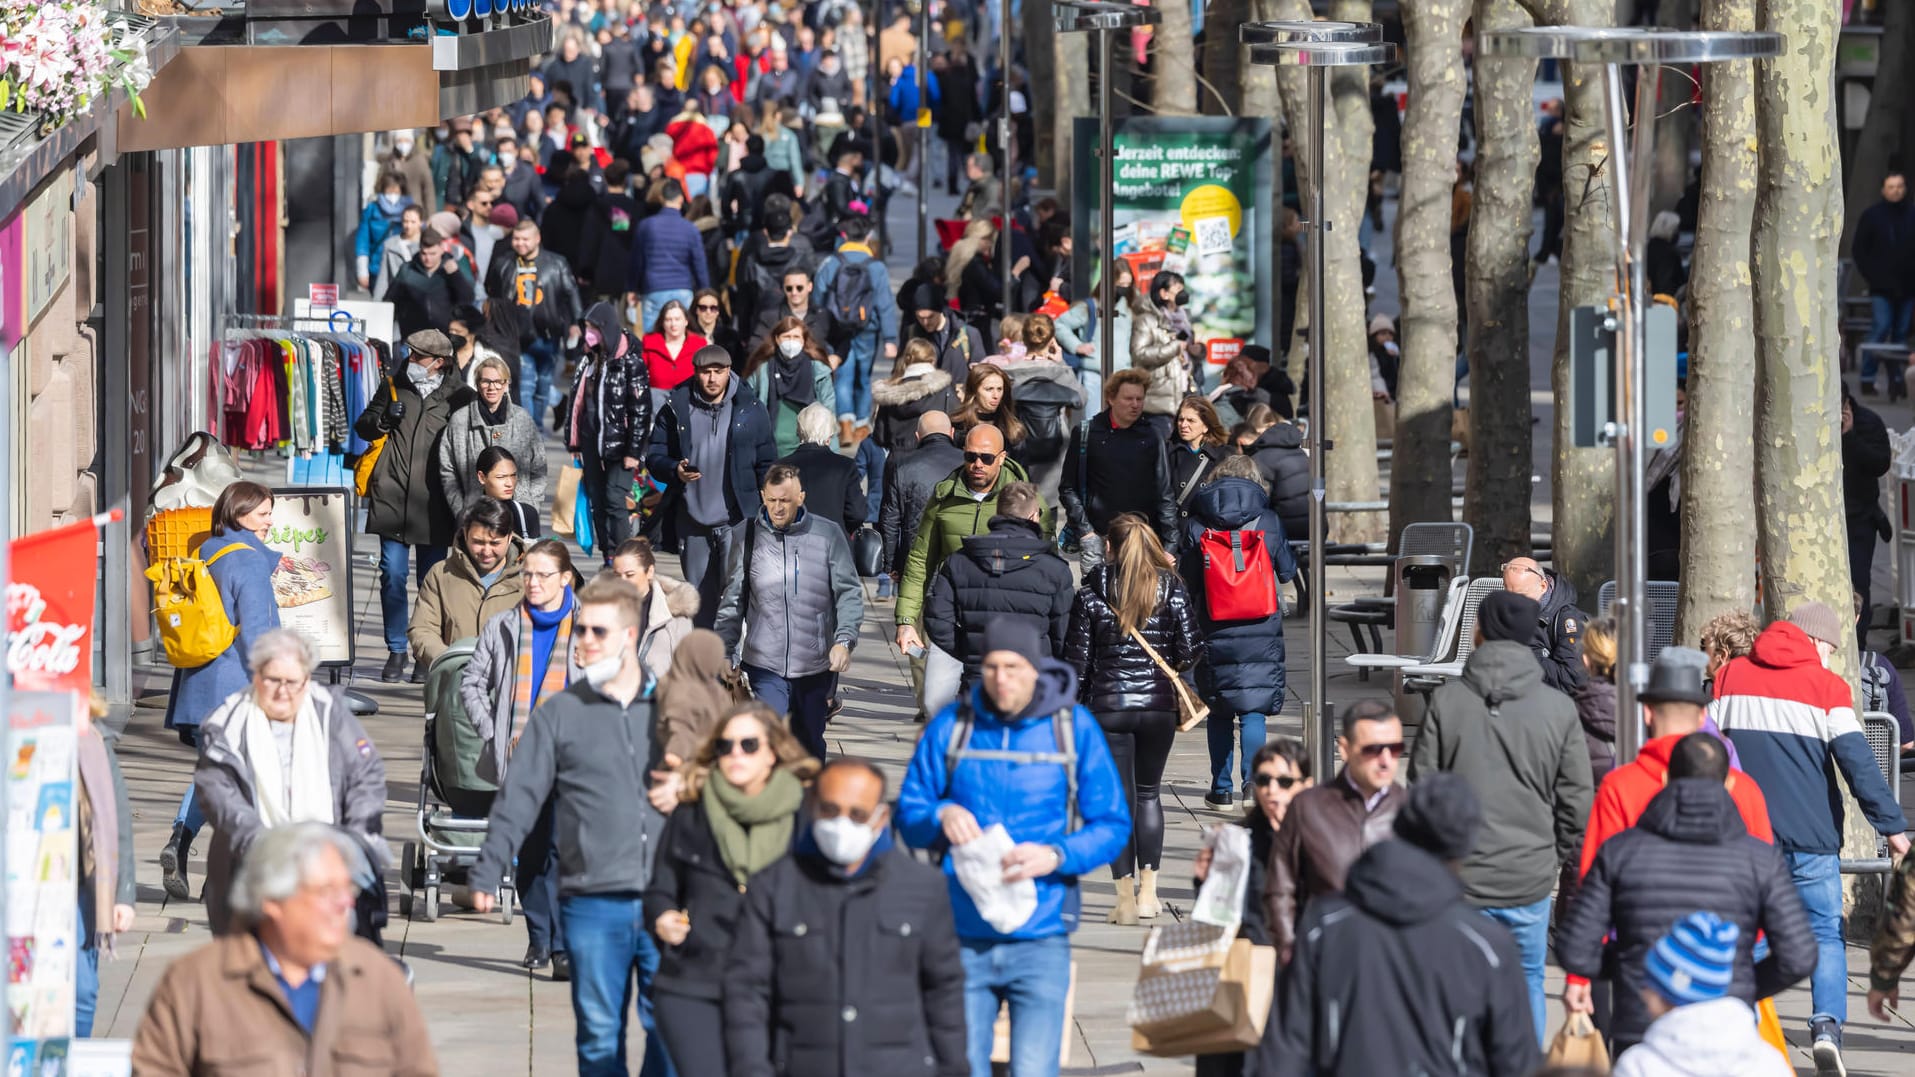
[839, 418, 855, 447]
[1108, 875, 1139, 925]
[160, 823, 193, 901]
[1136, 868, 1162, 919]
[853, 422, 872, 446]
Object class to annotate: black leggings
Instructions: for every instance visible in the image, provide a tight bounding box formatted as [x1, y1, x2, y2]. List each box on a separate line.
[653, 990, 726, 1075]
[1096, 708, 1177, 878]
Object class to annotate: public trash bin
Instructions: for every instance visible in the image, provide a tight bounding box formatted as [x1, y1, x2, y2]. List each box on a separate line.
[1394, 554, 1454, 728]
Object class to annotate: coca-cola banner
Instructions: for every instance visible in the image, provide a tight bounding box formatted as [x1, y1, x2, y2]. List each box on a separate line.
[7, 519, 100, 694]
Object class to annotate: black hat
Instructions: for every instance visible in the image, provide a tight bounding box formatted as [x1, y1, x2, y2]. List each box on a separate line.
[1238, 344, 1272, 366]
[980, 618, 1044, 667]
[909, 282, 945, 313]
[1639, 646, 1712, 706]
[1477, 591, 1540, 644]
[1394, 773, 1482, 862]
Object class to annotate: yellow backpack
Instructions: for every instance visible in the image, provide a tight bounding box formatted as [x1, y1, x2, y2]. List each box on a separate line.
[146, 543, 250, 668]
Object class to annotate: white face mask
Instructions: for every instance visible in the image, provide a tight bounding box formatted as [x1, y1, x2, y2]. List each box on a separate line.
[812, 816, 881, 866]
[406, 361, 436, 384]
[777, 338, 803, 358]
[394, 138, 414, 157]
[583, 650, 626, 690]
[625, 304, 641, 326]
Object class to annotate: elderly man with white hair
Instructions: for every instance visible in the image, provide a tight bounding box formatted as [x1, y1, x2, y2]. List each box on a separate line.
[775, 402, 867, 537]
[194, 629, 389, 936]
[131, 822, 436, 1077]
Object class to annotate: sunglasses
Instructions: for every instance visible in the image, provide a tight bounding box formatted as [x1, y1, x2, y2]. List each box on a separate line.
[715, 736, 763, 756]
[695, 303, 720, 312]
[964, 451, 998, 465]
[1357, 741, 1407, 759]
[576, 624, 621, 641]
[1252, 772, 1303, 790]
[784, 284, 808, 293]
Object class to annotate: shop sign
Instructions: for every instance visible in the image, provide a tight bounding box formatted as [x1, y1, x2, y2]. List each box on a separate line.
[266, 488, 357, 667]
[308, 283, 339, 309]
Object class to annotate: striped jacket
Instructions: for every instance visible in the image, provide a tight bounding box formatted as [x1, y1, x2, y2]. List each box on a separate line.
[1708, 621, 1906, 855]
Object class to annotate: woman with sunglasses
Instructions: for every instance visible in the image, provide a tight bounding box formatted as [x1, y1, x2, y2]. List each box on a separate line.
[1191, 737, 1311, 1076]
[642, 299, 709, 396]
[688, 287, 744, 367]
[645, 702, 819, 1074]
[461, 538, 587, 975]
[743, 315, 839, 455]
[1066, 513, 1203, 926]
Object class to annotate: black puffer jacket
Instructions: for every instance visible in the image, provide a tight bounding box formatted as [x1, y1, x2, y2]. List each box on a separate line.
[1065, 564, 1203, 714]
[642, 798, 789, 1001]
[878, 434, 966, 574]
[1574, 677, 1618, 784]
[566, 303, 653, 464]
[1556, 779, 1818, 1047]
[1180, 477, 1299, 716]
[1246, 422, 1311, 543]
[924, 515, 1076, 680]
[870, 368, 959, 452]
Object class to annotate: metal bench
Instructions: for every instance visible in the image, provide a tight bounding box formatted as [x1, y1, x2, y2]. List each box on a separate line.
[1400, 577, 1507, 688]
[1596, 580, 1681, 662]
[1840, 712, 1904, 876]
[1343, 576, 1469, 679]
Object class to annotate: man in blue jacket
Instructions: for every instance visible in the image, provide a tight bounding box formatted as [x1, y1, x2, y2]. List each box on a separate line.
[813, 215, 900, 444]
[630, 180, 709, 333]
[898, 618, 1130, 1077]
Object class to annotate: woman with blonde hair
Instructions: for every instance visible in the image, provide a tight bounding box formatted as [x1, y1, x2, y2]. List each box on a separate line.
[644, 702, 818, 1073]
[870, 337, 959, 451]
[1065, 513, 1203, 925]
[1576, 615, 1619, 783]
[945, 218, 1013, 318]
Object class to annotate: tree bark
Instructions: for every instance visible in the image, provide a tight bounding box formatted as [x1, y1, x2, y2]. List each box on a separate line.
[1150, 0, 1199, 115]
[1673, 0, 1758, 643]
[1390, 0, 1468, 543]
[1464, 0, 1539, 575]
[1204, 0, 1247, 115]
[1520, 0, 1618, 598]
[1752, 0, 1881, 923]
[1052, 27, 1089, 193]
[1270, 0, 1384, 541]
[1651, 0, 1699, 216]
[1840, 0, 1914, 254]
[1025, 0, 1058, 186]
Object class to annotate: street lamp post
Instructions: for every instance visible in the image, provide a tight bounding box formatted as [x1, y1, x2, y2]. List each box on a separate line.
[1247, 21, 1395, 782]
[1054, 0, 1160, 383]
[1478, 28, 1782, 763]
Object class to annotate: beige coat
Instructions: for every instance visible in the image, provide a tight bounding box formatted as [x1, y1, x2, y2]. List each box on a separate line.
[131, 933, 437, 1077]
[408, 537, 525, 665]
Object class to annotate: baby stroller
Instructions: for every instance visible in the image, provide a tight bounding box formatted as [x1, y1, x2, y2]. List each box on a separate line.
[398, 638, 514, 923]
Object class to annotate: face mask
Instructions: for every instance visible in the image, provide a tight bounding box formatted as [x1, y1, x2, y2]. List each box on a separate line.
[812, 816, 881, 866]
[777, 338, 803, 358]
[377, 192, 405, 212]
[625, 304, 640, 326]
[434, 125, 450, 142]
[584, 326, 604, 349]
[406, 361, 436, 383]
[393, 138, 414, 157]
[583, 651, 625, 689]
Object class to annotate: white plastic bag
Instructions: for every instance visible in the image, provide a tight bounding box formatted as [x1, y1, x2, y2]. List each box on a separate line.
[952, 824, 1037, 934]
[1192, 825, 1252, 931]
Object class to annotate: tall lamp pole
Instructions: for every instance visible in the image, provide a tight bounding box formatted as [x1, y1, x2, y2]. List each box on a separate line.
[1247, 21, 1394, 782]
[916, 0, 930, 262]
[1478, 27, 1781, 763]
[1055, 0, 1159, 383]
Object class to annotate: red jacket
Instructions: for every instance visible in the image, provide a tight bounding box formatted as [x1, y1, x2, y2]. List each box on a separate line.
[642, 331, 709, 392]
[667, 117, 719, 177]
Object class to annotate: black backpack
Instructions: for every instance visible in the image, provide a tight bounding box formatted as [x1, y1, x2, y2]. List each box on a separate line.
[823, 253, 877, 329]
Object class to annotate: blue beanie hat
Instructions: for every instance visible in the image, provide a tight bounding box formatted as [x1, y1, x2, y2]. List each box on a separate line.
[1644, 911, 1739, 1006]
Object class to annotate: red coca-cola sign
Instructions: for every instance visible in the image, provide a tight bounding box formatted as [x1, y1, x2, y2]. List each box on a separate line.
[7, 518, 101, 694]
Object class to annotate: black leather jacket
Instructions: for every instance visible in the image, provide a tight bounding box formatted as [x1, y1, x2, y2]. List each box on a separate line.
[485, 247, 585, 343]
[566, 304, 652, 463]
[1064, 565, 1203, 714]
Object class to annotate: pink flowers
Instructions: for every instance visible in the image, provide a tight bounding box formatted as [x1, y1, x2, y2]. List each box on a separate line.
[0, 0, 151, 129]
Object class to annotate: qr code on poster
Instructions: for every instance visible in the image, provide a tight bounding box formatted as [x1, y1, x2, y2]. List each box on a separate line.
[1193, 216, 1233, 257]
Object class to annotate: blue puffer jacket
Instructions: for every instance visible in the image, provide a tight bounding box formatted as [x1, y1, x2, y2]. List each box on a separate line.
[898, 660, 1131, 942]
[164, 532, 282, 730]
[1179, 476, 1299, 715]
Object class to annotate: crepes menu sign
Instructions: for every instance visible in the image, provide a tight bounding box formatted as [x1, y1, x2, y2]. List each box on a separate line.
[266, 488, 355, 666]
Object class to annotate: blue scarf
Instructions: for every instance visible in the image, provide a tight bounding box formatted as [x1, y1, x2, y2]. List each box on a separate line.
[527, 589, 575, 702]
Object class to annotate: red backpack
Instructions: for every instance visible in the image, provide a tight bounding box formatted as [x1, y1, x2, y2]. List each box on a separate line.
[1198, 528, 1280, 621]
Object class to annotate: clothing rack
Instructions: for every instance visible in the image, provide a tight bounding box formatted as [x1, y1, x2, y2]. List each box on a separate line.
[223, 309, 369, 335]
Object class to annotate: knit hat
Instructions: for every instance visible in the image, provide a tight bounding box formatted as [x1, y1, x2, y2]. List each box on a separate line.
[1644, 911, 1739, 1006]
[1368, 314, 1395, 336]
[909, 282, 945, 313]
[1392, 773, 1481, 862]
[1787, 601, 1845, 648]
[1477, 591, 1540, 644]
[488, 203, 520, 228]
[691, 344, 733, 369]
[980, 618, 1045, 668]
[1238, 344, 1272, 366]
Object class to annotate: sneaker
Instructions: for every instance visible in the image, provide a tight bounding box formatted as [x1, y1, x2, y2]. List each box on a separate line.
[551, 951, 573, 982]
[876, 575, 895, 600]
[1204, 792, 1235, 808]
[1811, 1016, 1846, 1076]
[381, 652, 407, 683]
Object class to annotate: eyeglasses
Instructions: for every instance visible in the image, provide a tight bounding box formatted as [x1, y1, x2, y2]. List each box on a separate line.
[715, 736, 763, 756]
[1499, 561, 1545, 579]
[576, 624, 620, 640]
[477, 377, 509, 387]
[815, 801, 879, 825]
[1252, 772, 1302, 790]
[694, 303, 720, 312]
[259, 675, 309, 694]
[523, 569, 561, 582]
[964, 451, 998, 465]
[1357, 741, 1407, 759]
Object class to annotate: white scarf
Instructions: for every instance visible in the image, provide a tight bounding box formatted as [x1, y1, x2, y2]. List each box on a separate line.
[218, 691, 335, 829]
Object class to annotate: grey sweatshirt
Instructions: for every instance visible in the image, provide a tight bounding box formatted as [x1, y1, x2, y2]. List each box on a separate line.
[470, 677, 667, 897]
[684, 378, 736, 527]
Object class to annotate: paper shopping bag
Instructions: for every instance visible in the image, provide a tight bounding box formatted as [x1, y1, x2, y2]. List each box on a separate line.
[551, 463, 581, 536]
[1130, 939, 1278, 1057]
[1544, 1013, 1611, 1070]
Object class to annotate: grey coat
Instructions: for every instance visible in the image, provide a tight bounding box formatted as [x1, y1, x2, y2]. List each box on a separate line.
[436, 399, 549, 518]
[193, 686, 387, 934]
[715, 509, 864, 678]
[461, 604, 588, 786]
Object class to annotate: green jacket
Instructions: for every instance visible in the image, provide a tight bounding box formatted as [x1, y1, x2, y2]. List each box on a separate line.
[896, 457, 1054, 628]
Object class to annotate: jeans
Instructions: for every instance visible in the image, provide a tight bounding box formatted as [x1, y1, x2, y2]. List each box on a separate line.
[960, 934, 1073, 1077]
[174, 725, 206, 837]
[378, 539, 447, 655]
[743, 663, 835, 759]
[561, 892, 676, 1077]
[521, 337, 563, 431]
[1785, 850, 1847, 1026]
[836, 328, 880, 425]
[676, 509, 736, 630]
[579, 453, 636, 559]
[1863, 296, 1914, 378]
[519, 797, 564, 954]
[1481, 896, 1552, 1047]
[1206, 703, 1268, 798]
[855, 438, 887, 523]
[642, 289, 695, 338]
[77, 939, 100, 1037]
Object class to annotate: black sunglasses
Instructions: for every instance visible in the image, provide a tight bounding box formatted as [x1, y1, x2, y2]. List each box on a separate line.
[715, 736, 763, 756]
[1358, 741, 1407, 759]
[1252, 773, 1302, 790]
[577, 624, 619, 641]
[694, 303, 721, 312]
[964, 451, 998, 465]
[784, 283, 808, 292]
